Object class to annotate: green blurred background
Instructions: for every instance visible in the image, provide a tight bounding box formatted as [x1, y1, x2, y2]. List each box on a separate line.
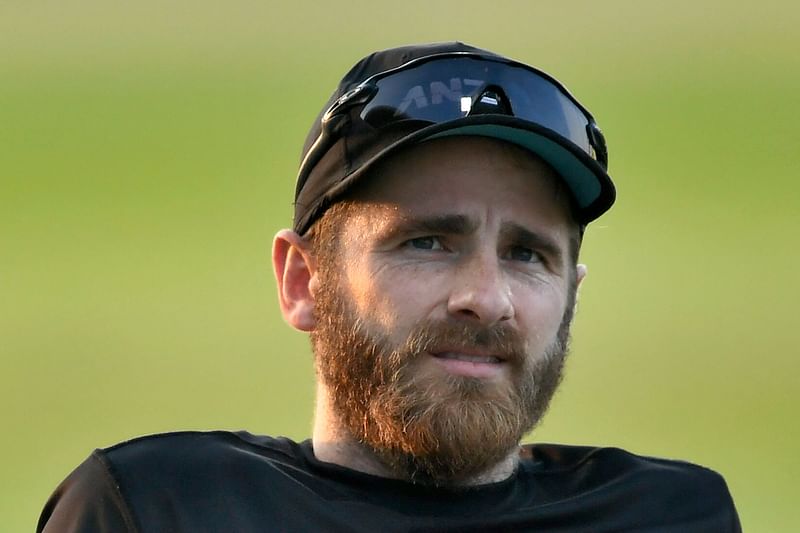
[2, 1, 798, 530]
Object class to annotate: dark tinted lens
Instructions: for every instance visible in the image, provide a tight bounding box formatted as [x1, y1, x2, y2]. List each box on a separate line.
[359, 57, 591, 153]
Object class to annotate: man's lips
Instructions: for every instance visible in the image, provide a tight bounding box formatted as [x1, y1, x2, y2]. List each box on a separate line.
[429, 350, 507, 378]
[433, 352, 503, 364]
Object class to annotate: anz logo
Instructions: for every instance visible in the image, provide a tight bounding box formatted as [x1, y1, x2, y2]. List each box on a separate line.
[397, 78, 485, 114]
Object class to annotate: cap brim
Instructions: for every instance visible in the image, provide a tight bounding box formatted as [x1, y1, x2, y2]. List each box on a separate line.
[337, 115, 615, 225]
[297, 115, 616, 233]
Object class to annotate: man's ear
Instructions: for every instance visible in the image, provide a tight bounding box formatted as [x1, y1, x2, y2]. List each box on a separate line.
[273, 229, 317, 332]
[573, 263, 588, 314]
[576, 264, 588, 289]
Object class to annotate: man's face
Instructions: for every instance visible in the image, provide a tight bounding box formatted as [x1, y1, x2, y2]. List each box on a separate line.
[310, 136, 580, 485]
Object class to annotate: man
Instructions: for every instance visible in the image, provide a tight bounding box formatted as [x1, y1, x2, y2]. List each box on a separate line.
[38, 42, 741, 532]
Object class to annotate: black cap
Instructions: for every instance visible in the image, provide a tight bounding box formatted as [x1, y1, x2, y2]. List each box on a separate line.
[293, 42, 616, 234]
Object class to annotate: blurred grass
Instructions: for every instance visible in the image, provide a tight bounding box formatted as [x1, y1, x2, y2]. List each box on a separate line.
[2, 1, 799, 531]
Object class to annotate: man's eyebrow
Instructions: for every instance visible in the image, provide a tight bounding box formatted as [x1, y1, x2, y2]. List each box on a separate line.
[385, 214, 479, 238]
[502, 222, 565, 265]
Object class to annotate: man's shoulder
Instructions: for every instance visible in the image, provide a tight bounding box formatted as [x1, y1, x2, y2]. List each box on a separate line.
[519, 443, 739, 529]
[523, 442, 730, 489]
[104, 430, 297, 459]
[527, 441, 706, 467]
[100, 430, 303, 479]
[38, 431, 314, 532]
[99, 432, 309, 517]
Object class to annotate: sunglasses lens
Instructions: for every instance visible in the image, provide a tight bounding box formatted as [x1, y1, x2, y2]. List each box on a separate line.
[359, 56, 593, 156]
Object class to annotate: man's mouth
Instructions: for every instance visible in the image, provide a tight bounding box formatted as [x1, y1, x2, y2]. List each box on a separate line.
[430, 350, 507, 378]
[434, 352, 503, 364]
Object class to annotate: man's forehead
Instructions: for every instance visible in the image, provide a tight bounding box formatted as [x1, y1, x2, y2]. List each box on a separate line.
[347, 203, 569, 249]
[345, 136, 577, 234]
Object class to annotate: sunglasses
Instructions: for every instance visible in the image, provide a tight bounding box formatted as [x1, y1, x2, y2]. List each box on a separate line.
[298, 52, 608, 195]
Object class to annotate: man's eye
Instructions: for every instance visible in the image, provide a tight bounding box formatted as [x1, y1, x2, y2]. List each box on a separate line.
[508, 246, 541, 263]
[407, 236, 443, 251]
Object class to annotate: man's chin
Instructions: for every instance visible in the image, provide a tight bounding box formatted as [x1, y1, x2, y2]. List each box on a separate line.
[365, 411, 525, 487]
[360, 377, 533, 486]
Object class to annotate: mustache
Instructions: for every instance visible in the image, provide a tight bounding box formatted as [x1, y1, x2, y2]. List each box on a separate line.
[398, 320, 528, 365]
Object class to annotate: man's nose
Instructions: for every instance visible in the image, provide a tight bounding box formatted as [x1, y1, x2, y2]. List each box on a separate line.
[446, 254, 514, 326]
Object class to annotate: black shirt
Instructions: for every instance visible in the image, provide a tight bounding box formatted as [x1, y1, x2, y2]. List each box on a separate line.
[38, 431, 741, 532]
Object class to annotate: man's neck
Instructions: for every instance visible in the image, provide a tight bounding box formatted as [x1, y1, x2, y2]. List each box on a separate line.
[311, 383, 520, 487]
